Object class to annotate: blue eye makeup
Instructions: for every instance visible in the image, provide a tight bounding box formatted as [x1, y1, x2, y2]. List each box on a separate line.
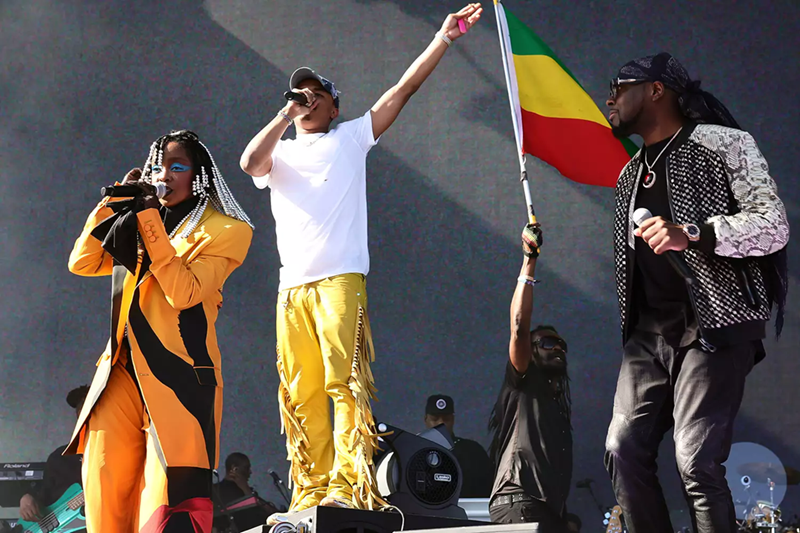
[151, 165, 164, 174]
[170, 163, 191, 172]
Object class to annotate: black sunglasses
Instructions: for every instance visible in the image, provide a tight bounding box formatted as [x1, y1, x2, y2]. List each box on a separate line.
[534, 336, 568, 352]
[609, 78, 649, 99]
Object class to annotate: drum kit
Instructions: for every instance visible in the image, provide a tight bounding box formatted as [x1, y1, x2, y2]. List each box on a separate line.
[725, 442, 800, 533]
[599, 442, 800, 533]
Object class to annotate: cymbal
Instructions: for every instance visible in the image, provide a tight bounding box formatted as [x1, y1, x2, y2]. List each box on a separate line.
[725, 442, 788, 508]
[739, 463, 800, 485]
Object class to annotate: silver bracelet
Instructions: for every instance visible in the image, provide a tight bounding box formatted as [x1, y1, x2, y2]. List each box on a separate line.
[435, 31, 452, 47]
[277, 110, 293, 124]
[517, 276, 540, 286]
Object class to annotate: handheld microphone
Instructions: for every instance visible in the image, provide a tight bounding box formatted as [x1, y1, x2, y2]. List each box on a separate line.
[283, 90, 308, 106]
[101, 182, 167, 199]
[632, 208, 697, 286]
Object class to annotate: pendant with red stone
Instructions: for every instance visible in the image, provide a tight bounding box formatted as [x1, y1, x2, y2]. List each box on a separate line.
[643, 171, 656, 188]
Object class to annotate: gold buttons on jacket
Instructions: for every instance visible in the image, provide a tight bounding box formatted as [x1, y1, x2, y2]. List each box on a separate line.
[143, 223, 158, 243]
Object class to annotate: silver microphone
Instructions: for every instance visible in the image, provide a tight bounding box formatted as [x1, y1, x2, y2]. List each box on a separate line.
[632, 207, 697, 286]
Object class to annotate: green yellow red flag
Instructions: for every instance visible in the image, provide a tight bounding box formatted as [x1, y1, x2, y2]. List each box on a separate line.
[494, 0, 637, 187]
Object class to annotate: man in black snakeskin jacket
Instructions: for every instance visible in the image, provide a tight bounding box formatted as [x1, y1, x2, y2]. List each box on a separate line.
[602, 53, 789, 533]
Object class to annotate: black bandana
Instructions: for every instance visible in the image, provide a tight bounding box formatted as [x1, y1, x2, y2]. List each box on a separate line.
[617, 52, 740, 129]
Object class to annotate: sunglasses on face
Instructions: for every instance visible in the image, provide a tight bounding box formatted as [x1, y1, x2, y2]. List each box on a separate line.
[609, 78, 648, 99]
[534, 336, 568, 352]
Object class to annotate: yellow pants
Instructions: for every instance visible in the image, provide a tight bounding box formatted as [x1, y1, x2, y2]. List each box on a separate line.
[82, 360, 213, 533]
[276, 273, 384, 511]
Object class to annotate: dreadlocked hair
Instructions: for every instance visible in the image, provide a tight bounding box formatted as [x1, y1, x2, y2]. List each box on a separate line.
[487, 325, 572, 468]
[531, 325, 572, 427]
[141, 130, 253, 239]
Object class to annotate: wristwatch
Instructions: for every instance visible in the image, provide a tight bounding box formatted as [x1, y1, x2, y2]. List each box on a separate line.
[680, 223, 701, 242]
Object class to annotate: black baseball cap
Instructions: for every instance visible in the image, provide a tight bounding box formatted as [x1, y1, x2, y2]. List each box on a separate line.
[425, 394, 454, 416]
[289, 67, 340, 108]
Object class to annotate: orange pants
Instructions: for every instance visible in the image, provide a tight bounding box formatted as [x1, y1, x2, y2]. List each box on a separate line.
[82, 361, 213, 533]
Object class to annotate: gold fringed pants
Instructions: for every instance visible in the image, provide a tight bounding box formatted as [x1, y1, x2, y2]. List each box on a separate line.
[275, 273, 386, 511]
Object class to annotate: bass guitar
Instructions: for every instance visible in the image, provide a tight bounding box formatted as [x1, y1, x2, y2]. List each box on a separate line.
[16, 483, 85, 533]
[604, 505, 623, 533]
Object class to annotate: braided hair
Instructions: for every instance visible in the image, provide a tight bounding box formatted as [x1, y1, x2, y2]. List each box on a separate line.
[141, 130, 253, 239]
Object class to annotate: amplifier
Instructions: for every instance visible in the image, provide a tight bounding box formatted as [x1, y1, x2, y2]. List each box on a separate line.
[0, 462, 46, 508]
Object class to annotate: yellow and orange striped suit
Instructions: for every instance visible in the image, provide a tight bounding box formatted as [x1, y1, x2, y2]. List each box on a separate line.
[65, 197, 252, 533]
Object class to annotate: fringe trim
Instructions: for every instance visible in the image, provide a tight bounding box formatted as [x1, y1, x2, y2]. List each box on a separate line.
[276, 347, 326, 508]
[348, 305, 390, 510]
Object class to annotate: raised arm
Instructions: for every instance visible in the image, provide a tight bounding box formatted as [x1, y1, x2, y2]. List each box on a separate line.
[509, 224, 542, 374]
[370, 3, 482, 140]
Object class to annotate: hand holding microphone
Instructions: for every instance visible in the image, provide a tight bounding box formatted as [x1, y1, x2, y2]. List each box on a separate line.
[633, 208, 697, 286]
[282, 87, 318, 120]
[101, 167, 167, 209]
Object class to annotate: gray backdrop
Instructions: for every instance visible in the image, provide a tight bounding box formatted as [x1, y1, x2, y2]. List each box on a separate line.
[1, 0, 798, 527]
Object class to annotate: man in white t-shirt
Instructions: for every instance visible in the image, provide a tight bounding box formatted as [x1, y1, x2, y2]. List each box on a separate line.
[240, 3, 483, 520]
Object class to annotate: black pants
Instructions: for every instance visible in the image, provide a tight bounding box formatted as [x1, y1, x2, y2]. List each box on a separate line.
[604, 329, 756, 533]
[489, 497, 564, 532]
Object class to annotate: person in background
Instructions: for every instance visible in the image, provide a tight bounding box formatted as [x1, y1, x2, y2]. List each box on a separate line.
[423, 394, 493, 498]
[213, 453, 279, 532]
[18, 385, 89, 523]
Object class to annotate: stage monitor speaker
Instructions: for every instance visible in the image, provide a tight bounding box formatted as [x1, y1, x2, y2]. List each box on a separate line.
[374, 422, 465, 520]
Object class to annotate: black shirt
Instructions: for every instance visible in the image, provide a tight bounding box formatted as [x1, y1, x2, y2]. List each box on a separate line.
[632, 135, 698, 347]
[451, 436, 493, 498]
[35, 445, 82, 507]
[490, 362, 572, 515]
[160, 196, 199, 235]
[213, 479, 274, 532]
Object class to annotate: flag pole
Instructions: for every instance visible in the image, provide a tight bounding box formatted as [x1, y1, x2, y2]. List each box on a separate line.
[494, 0, 537, 227]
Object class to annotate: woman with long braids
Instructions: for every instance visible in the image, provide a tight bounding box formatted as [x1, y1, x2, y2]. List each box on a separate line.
[65, 130, 253, 533]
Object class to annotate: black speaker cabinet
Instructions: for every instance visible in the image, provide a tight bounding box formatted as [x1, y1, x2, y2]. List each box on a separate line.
[374, 422, 465, 519]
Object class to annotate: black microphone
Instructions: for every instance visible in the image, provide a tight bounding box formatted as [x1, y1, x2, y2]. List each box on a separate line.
[633, 208, 698, 286]
[283, 90, 308, 106]
[575, 478, 594, 489]
[101, 182, 167, 199]
[268, 469, 284, 484]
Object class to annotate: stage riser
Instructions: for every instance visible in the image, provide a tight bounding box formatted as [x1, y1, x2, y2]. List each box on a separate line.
[244, 506, 485, 533]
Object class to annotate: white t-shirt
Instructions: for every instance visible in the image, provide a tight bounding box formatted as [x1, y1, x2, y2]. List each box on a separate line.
[253, 111, 379, 291]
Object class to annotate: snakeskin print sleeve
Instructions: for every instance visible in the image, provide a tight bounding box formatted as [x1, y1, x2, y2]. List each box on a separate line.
[694, 125, 789, 258]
